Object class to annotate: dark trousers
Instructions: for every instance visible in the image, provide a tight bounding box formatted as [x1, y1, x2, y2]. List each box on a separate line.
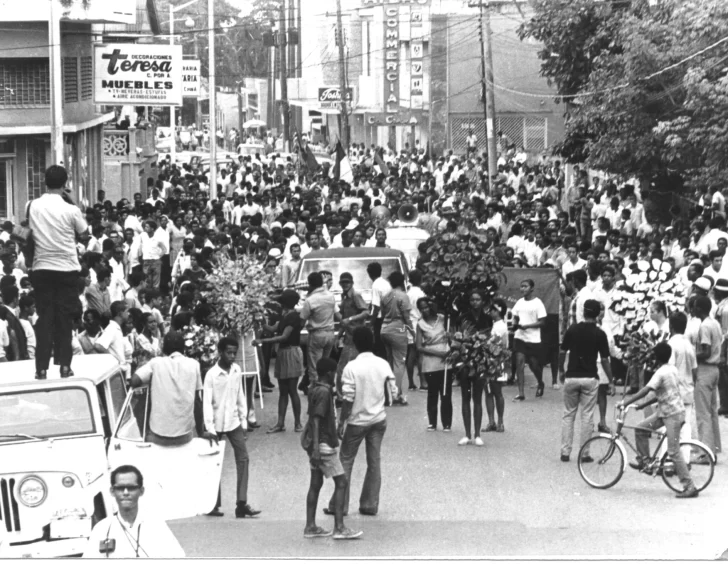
[328, 419, 387, 515]
[719, 365, 728, 412]
[215, 425, 249, 505]
[426, 370, 453, 428]
[373, 318, 387, 360]
[31, 269, 80, 372]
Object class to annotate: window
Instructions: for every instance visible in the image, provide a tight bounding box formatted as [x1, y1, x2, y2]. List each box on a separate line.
[0, 387, 96, 441]
[0, 59, 50, 107]
[80, 56, 93, 100]
[299, 257, 403, 294]
[108, 371, 127, 421]
[63, 57, 78, 103]
[27, 138, 46, 201]
[115, 387, 149, 441]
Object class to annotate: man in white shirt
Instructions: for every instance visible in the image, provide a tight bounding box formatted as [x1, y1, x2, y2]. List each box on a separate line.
[368, 262, 392, 360]
[325, 326, 395, 517]
[562, 243, 587, 278]
[94, 301, 129, 370]
[203, 336, 261, 519]
[280, 244, 302, 288]
[569, 269, 594, 326]
[512, 279, 547, 401]
[667, 312, 697, 446]
[139, 220, 168, 290]
[28, 165, 87, 380]
[83, 465, 185, 558]
[405, 270, 426, 390]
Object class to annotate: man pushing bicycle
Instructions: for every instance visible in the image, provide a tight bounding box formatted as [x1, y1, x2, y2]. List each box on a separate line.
[617, 342, 699, 499]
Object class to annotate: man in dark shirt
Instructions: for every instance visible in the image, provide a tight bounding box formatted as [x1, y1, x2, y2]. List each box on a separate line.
[335, 272, 368, 395]
[304, 358, 362, 540]
[559, 299, 613, 462]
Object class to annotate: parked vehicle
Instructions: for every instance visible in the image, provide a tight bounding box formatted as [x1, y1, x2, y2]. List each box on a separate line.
[0, 356, 223, 558]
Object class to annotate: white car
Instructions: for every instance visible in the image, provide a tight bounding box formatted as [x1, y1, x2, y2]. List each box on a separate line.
[0, 356, 223, 558]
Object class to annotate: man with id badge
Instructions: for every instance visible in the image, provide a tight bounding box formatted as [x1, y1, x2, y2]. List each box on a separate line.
[83, 465, 184, 558]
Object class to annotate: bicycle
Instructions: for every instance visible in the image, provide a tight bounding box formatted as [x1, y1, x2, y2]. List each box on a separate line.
[577, 405, 716, 492]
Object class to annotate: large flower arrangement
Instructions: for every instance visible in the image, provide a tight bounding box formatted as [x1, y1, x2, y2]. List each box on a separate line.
[202, 251, 278, 337]
[422, 226, 505, 316]
[183, 324, 221, 369]
[609, 258, 687, 361]
[449, 330, 510, 379]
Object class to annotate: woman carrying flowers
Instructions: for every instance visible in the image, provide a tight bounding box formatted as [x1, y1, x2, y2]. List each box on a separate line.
[452, 289, 495, 447]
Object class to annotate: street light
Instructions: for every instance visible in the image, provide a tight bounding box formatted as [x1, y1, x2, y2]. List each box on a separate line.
[169, 0, 217, 200]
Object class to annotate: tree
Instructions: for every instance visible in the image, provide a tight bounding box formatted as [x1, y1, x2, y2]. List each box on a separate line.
[161, 0, 278, 89]
[519, 0, 728, 192]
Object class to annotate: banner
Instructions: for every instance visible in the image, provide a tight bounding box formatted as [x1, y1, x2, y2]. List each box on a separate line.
[94, 44, 183, 106]
[182, 60, 200, 98]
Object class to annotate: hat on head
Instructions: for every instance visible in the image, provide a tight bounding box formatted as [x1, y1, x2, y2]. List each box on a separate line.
[283, 222, 296, 230]
[694, 276, 713, 292]
[270, 221, 282, 229]
[346, 219, 359, 230]
[268, 248, 282, 259]
[339, 272, 354, 283]
[715, 278, 728, 293]
[689, 258, 703, 268]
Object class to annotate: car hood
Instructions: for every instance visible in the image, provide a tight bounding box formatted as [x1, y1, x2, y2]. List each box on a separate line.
[0, 436, 107, 485]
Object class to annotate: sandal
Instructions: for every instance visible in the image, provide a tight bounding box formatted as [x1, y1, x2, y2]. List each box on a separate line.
[482, 423, 497, 433]
[513, 395, 525, 402]
[266, 426, 286, 434]
[294, 424, 303, 433]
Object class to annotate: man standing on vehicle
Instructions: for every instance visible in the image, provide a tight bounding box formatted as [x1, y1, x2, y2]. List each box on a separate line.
[29, 165, 87, 380]
[335, 272, 368, 395]
[325, 327, 396, 517]
[84, 465, 185, 558]
[280, 243, 302, 289]
[203, 336, 261, 519]
[131, 332, 208, 446]
[299, 272, 336, 391]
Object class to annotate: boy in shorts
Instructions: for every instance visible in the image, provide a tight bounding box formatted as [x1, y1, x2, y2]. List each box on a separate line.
[304, 358, 363, 539]
[618, 342, 698, 498]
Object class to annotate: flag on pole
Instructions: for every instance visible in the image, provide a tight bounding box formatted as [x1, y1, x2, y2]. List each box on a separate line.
[330, 140, 353, 183]
[294, 127, 320, 172]
[374, 148, 389, 176]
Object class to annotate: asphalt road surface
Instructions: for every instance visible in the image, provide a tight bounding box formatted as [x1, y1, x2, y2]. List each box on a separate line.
[170, 378, 728, 559]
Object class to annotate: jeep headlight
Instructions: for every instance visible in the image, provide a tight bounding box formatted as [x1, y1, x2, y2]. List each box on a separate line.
[19, 476, 47, 507]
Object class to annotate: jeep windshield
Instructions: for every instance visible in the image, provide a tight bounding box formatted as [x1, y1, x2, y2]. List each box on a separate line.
[0, 387, 96, 442]
[298, 257, 403, 294]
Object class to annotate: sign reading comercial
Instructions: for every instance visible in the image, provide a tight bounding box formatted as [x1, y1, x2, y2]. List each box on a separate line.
[182, 60, 200, 98]
[318, 86, 353, 109]
[94, 44, 183, 106]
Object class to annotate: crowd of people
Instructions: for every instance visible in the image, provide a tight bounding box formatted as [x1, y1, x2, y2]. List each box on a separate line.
[0, 132, 724, 545]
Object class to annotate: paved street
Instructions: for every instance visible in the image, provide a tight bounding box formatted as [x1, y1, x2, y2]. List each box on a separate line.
[170, 378, 728, 559]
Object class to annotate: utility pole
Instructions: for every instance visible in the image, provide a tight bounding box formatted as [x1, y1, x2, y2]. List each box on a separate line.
[208, 0, 217, 199]
[49, 0, 64, 166]
[195, 37, 202, 129]
[335, 0, 349, 149]
[278, 1, 290, 152]
[471, 0, 498, 193]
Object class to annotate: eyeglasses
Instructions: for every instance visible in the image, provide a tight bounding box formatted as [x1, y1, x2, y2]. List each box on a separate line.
[112, 485, 141, 493]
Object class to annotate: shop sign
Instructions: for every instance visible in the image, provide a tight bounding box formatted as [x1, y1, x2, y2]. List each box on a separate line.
[94, 44, 183, 106]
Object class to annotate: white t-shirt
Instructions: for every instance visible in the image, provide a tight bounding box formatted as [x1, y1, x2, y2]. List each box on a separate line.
[512, 297, 546, 343]
[371, 277, 393, 318]
[96, 320, 126, 365]
[668, 334, 697, 406]
[28, 193, 87, 272]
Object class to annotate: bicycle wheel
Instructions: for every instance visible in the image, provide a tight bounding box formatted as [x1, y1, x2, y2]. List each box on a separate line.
[661, 441, 715, 493]
[578, 436, 625, 489]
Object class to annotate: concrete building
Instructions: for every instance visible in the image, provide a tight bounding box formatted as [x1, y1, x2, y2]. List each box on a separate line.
[0, 0, 160, 222]
[281, 0, 563, 157]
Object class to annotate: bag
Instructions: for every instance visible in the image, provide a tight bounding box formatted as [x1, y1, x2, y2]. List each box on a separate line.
[11, 200, 35, 268]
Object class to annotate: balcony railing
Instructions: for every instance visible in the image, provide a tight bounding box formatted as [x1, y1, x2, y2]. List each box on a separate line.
[103, 125, 156, 163]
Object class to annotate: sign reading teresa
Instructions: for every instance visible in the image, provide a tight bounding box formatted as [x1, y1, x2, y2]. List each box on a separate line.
[94, 44, 183, 106]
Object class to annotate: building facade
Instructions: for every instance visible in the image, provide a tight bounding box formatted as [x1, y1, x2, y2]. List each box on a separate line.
[0, 0, 160, 222]
[282, 0, 563, 157]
